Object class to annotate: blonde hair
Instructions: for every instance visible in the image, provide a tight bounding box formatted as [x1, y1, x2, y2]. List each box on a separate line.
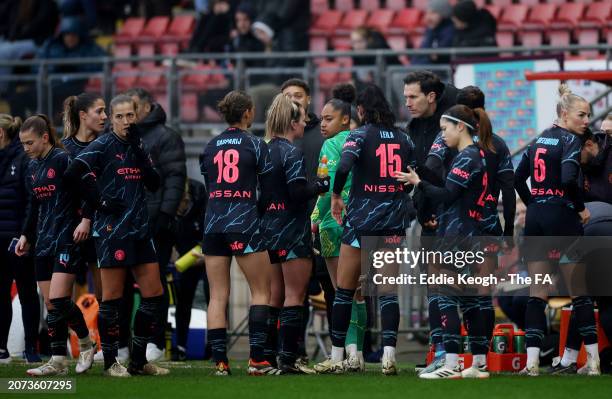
[265, 93, 302, 139]
[0, 114, 23, 140]
[556, 83, 588, 118]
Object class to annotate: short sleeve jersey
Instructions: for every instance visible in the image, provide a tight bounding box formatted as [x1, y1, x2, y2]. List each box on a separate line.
[516, 125, 582, 208]
[261, 137, 310, 249]
[200, 127, 272, 235]
[437, 144, 488, 236]
[75, 133, 150, 240]
[340, 124, 416, 231]
[27, 147, 79, 256]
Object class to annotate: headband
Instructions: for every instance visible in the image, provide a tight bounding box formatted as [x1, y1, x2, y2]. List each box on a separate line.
[441, 114, 475, 131]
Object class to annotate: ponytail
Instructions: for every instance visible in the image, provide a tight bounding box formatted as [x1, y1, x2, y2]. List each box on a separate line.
[0, 114, 23, 140]
[473, 108, 495, 153]
[21, 114, 64, 149]
[62, 92, 104, 139]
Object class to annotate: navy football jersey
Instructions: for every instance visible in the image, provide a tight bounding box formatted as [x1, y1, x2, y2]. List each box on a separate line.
[200, 127, 272, 235]
[260, 137, 310, 249]
[26, 147, 79, 256]
[74, 133, 151, 240]
[340, 124, 416, 231]
[437, 144, 488, 236]
[62, 136, 93, 158]
[515, 125, 582, 208]
[427, 132, 513, 234]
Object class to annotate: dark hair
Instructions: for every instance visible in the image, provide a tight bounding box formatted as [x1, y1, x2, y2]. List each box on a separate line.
[327, 83, 356, 117]
[280, 78, 311, 96]
[456, 86, 485, 110]
[442, 105, 494, 152]
[123, 87, 154, 105]
[218, 90, 253, 125]
[110, 94, 136, 113]
[355, 83, 396, 130]
[21, 114, 63, 148]
[0, 114, 23, 140]
[62, 92, 103, 139]
[403, 70, 445, 101]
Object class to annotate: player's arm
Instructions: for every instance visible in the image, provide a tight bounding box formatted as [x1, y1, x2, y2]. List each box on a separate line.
[514, 150, 531, 205]
[561, 136, 585, 212]
[126, 124, 161, 192]
[333, 131, 362, 195]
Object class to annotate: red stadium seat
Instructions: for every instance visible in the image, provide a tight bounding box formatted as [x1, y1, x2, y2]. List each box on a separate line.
[519, 31, 544, 47]
[115, 17, 145, 44]
[318, 61, 341, 89]
[331, 36, 352, 50]
[496, 32, 515, 48]
[113, 67, 139, 91]
[309, 36, 328, 52]
[388, 8, 423, 35]
[335, 0, 354, 12]
[411, 0, 428, 10]
[360, 0, 380, 11]
[366, 10, 395, 34]
[162, 15, 195, 48]
[498, 4, 529, 31]
[579, 1, 612, 29]
[548, 30, 571, 47]
[607, 29, 612, 45]
[136, 43, 156, 69]
[336, 10, 368, 34]
[180, 93, 199, 123]
[490, 0, 512, 6]
[113, 44, 133, 71]
[384, 0, 405, 11]
[576, 29, 600, 57]
[138, 68, 166, 92]
[311, 0, 329, 16]
[523, 4, 557, 30]
[386, 35, 409, 65]
[136, 16, 170, 43]
[159, 42, 179, 57]
[550, 3, 585, 29]
[310, 10, 343, 36]
[484, 5, 502, 22]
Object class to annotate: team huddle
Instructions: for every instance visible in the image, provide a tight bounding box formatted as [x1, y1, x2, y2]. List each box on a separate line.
[4, 70, 609, 379]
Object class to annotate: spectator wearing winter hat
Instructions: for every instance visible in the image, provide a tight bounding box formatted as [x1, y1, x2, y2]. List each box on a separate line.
[412, 0, 456, 65]
[451, 0, 497, 51]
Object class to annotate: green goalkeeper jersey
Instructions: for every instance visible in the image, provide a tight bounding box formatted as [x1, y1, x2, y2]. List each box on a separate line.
[311, 130, 352, 230]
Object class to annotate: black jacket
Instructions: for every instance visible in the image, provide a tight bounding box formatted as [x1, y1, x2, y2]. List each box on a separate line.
[452, 9, 497, 51]
[581, 132, 612, 204]
[175, 179, 207, 255]
[407, 83, 458, 169]
[138, 104, 187, 230]
[0, 137, 31, 240]
[293, 113, 323, 214]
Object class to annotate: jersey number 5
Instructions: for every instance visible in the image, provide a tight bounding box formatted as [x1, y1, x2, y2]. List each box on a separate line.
[214, 149, 240, 183]
[534, 148, 547, 183]
[375, 144, 401, 178]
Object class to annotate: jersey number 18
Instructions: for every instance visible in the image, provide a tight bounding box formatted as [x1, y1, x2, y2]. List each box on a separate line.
[214, 149, 240, 183]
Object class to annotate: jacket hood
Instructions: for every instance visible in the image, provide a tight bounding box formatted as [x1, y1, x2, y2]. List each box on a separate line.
[138, 103, 167, 129]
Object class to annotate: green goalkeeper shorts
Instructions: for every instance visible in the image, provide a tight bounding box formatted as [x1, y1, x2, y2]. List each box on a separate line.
[320, 226, 343, 258]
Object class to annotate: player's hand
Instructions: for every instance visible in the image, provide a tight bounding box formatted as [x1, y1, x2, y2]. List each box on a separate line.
[395, 166, 420, 186]
[579, 208, 590, 225]
[73, 218, 91, 243]
[15, 235, 29, 257]
[423, 218, 438, 229]
[315, 176, 330, 194]
[191, 247, 205, 266]
[99, 197, 127, 216]
[331, 194, 345, 226]
[126, 124, 144, 148]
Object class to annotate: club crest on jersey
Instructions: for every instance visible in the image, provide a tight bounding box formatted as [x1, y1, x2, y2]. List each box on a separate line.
[114, 249, 126, 261]
[10, 164, 16, 175]
[47, 168, 55, 179]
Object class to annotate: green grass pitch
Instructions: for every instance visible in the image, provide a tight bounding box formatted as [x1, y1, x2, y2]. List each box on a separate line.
[1, 361, 611, 399]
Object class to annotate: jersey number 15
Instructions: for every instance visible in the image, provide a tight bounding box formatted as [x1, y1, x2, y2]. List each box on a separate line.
[375, 144, 401, 178]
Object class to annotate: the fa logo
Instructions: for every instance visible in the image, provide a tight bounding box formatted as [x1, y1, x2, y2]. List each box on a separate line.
[47, 168, 55, 179]
[59, 253, 70, 267]
[10, 164, 16, 176]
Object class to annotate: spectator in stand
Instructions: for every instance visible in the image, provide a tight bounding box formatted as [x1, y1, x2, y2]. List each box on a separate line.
[187, 0, 237, 54]
[8, 17, 106, 120]
[0, 0, 59, 93]
[412, 0, 455, 65]
[58, 0, 97, 32]
[230, 3, 266, 64]
[350, 27, 400, 92]
[451, 0, 497, 50]
[601, 114, 612, 136]
[252, 0, 309, 66]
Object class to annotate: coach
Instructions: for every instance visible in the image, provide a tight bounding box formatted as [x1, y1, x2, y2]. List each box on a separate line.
[125, 88, 187, 361]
